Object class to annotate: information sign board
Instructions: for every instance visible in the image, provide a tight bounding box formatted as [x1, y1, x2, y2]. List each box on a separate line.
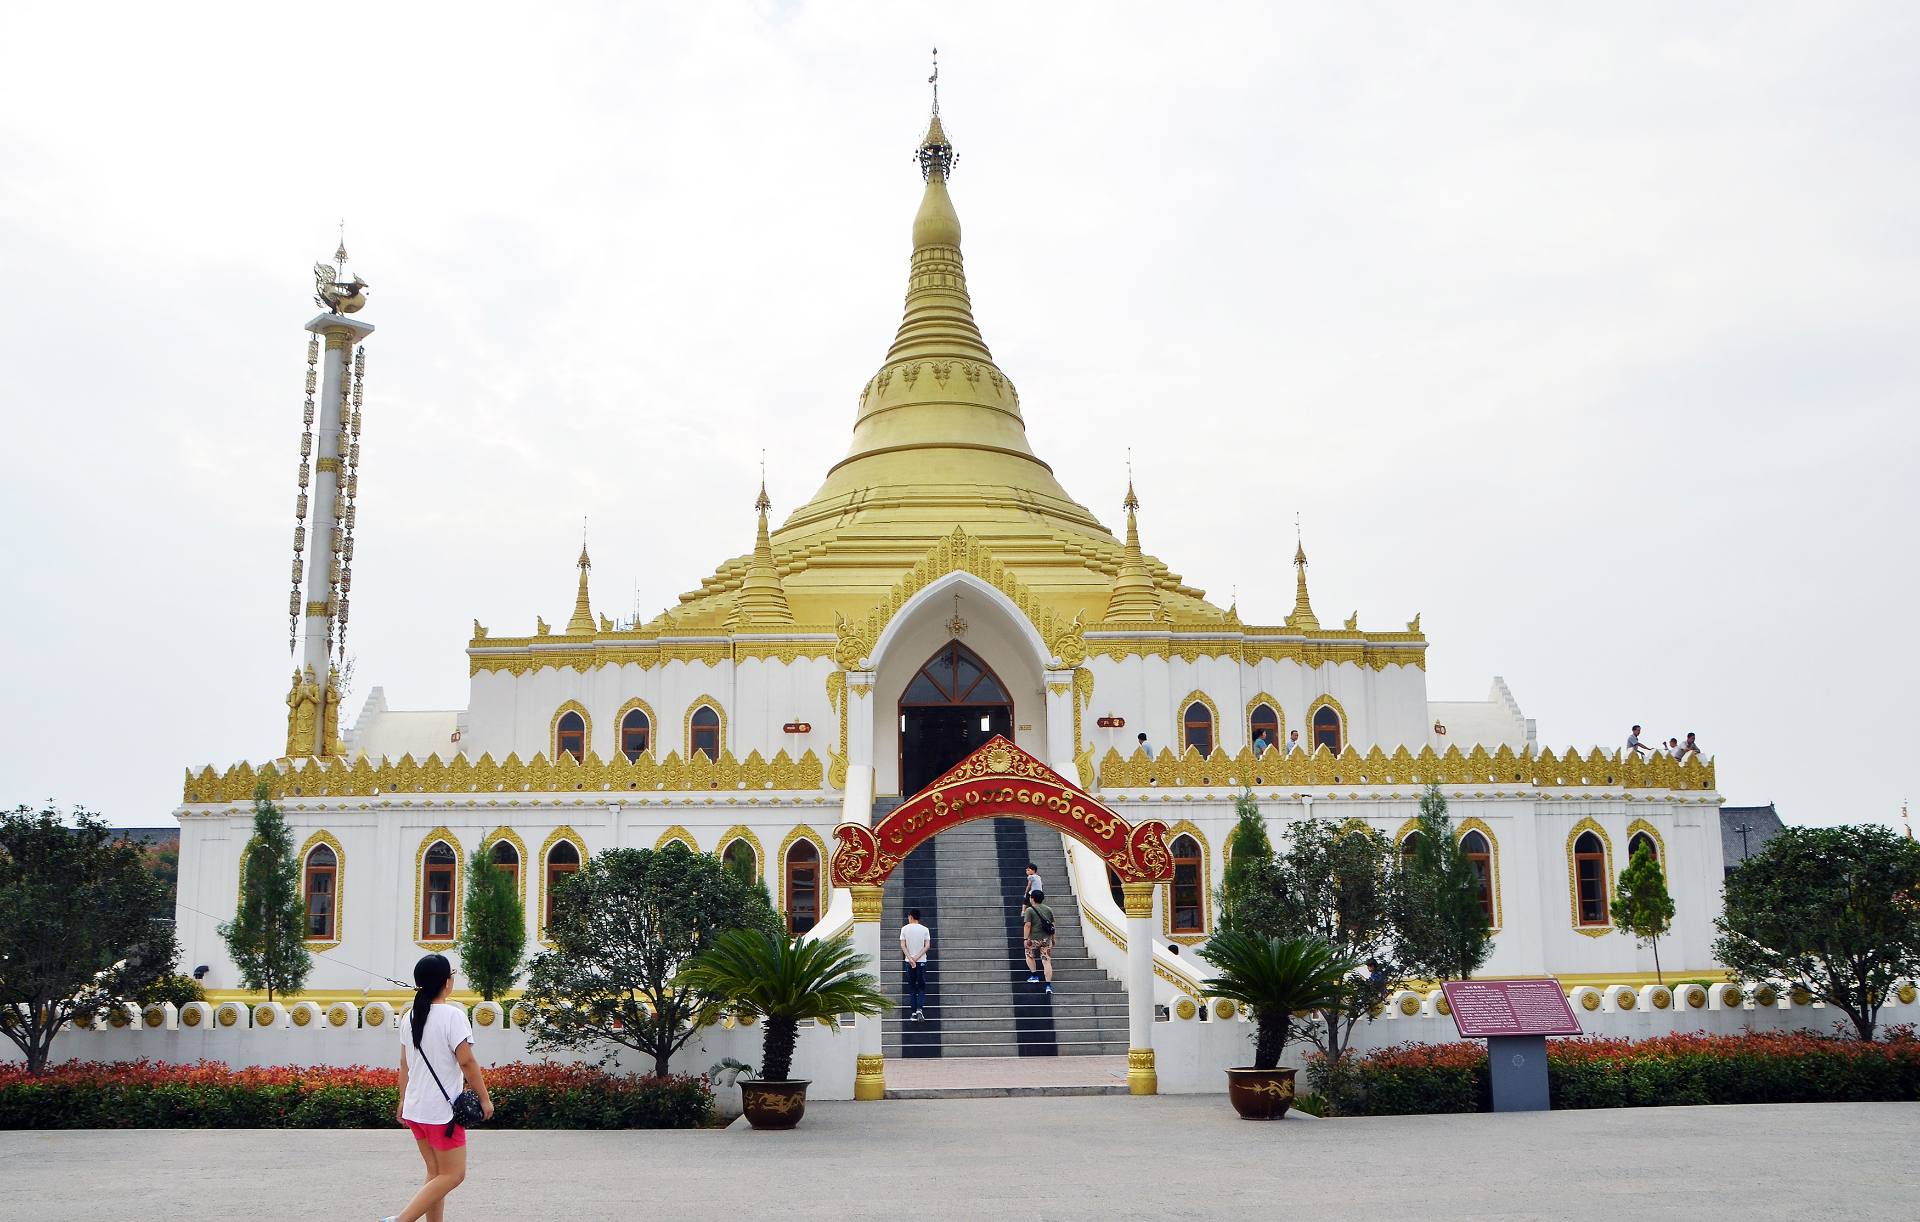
[1441, 979, 1582, 1038]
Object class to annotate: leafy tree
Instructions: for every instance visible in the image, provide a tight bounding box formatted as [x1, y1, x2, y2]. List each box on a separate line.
[678, 929, 890, 1082]
[724, 842, 771, 908]
[1713, 824, 1920, 1041]
[1218, 790, 1272, 927]
[522, 843, 783, 1076]
[218, 781, 311, 1002]
[456, 848, 526, 1001]
[1611, 842, 1676, 983]
[0, 805, 180, 1073]
[1199, 933, 1355, 1070]
[140, 839, 179, 908]
[1389, 784, 1492, 982]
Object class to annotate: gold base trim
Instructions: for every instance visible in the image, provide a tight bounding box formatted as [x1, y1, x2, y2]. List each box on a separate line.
[854, 1053, 886, 1101]
[1127, 1047, 1158, 1096]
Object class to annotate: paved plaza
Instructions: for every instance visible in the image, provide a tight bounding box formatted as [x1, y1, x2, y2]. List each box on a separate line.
[10, 1097, 1918, 1219]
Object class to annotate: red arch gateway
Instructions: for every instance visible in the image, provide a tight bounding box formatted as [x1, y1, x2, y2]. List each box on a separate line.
[830, 736, 1174, 887]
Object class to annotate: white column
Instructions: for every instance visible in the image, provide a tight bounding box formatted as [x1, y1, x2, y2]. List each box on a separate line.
[846, 669, 876, 798]
[850, 885, 886, 1100]
[1121, 882, 1157, 1095]
[1043, 669, 1077, 774]
[299, 313, 374, 753]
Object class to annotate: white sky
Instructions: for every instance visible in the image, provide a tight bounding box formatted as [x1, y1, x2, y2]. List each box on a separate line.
[2, 3, 1914, 830]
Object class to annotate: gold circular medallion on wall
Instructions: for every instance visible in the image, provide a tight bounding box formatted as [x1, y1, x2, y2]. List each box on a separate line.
[292, 1006, 311, 1027]
[217, 1005, 238, 1027]
[144, 1007, 164, 1028]
[1754, 986, 1777, 1007]
[1720, 985, 1743, 1007]
[476, 1006, 496, 1027]
[1617, 991, 1635, 1010]
[1399, 995, 1420, 1016]
[1899, 984, 1917, 1005]
[1214, 999, 1236, 1021]
[1651, 988, 1671, 1009]
[1790, 986, 1812, 1007]
[1580, 992, 1600, 1012]
[182, 1006, 202, 1028]
[328, 1004, 352, 1027]
[253, 1004, 277, 1028]
[108, 1009, 130, 1028]
[1175, 999, 1197, 1021]
[1683, 985, 1706, 1009]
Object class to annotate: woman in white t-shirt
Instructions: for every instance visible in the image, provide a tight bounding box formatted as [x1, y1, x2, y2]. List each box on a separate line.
[381, 953, 494, 1222]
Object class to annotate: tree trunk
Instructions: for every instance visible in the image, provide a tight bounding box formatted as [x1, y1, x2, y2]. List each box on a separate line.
[1252, 1011, 1287, 1070]
[1651, 937, 1662, 986]
[762, 1017, 800, 1082]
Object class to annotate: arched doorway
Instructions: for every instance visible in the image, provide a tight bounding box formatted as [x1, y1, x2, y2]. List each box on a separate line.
[898, 640, 1013, 795]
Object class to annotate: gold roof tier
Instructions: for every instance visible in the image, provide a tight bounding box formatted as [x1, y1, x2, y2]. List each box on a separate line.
[663, 102, 1219, 630]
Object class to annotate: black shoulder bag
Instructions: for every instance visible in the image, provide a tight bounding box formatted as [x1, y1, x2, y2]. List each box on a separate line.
[416, 1030, 485, 1137]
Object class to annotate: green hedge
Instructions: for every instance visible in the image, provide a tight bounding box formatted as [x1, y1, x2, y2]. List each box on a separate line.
[0, 1061, 713, 1130]
[1310, 1029, 1920, 1116]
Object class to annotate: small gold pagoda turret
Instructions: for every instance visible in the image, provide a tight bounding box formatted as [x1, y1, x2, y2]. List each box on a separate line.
[566, 540, 596, 634]
[735, 478, 795, 627]
[1104, 479, 1163, 622]
[1285, 538, 1321, 632]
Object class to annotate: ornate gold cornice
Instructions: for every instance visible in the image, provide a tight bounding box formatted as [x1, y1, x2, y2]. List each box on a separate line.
[1096, 744, 1716, 792]
[1084, 628, 1426, 670]
[183, 748, 824, 803]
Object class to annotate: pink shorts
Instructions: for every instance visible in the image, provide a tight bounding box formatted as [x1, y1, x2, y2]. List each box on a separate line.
[405, 1119, 467, 1150]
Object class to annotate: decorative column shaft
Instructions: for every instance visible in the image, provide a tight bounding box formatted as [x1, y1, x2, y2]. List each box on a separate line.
[1121, 881, 1158, 1096]
[850, 884, 886, 1101]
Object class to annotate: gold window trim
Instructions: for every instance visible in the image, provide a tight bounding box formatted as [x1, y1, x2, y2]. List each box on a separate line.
[480, 826, 529, 916]
[549, 700, 593, 761]
[1306, 692, 1349, 752]
[298, 830, 345, 947]
[413, 826, 463, 949]
[537, 825, 587, 947]
[1566, 816, 1614, 937]
[1456, 816, 1503, 932]
[655, 825, 698, 851]
[1160, 819, 1212, 945]
[716, 824, 767, 886]
[1174, 689, 1222, 757]
[613, 696, 658, 761]
[684, 696, 728, 759]
[1625, 817, 1668, 876]
[1244, 692, 1286, 753]
[777, 824, 828, 925]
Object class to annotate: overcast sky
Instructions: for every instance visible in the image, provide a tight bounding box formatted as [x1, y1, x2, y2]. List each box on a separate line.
[2, 3, 1914, 831]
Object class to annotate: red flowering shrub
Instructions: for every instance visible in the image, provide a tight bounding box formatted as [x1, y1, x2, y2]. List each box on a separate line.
[1309, 1029, 1920, 1116]
[0, 1061, 712, 1130]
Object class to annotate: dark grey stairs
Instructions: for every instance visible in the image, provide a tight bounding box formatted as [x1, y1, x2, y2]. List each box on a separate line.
[878, 814, 1130, 1058]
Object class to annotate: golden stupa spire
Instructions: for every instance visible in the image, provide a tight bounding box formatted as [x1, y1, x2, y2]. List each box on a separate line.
[566, 520, 597, 634]
[778, 55, 1106, 543]
[1105, 462, 1163, 622]
[1285, 516, 1320, 632]
[737, 464, 795, 626]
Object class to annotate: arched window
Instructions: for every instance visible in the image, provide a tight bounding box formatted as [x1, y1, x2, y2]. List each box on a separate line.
[1461, 830, 1493, 922]
[1170, 834, 1204, 934]
[1183, 702, 1214, 756]
[1628, 831, 1659, 870]
[1313, 704, 1343, 754]
[785, 840, 820, 935]
[620, 709, 651, 762]
[1250, 703, 1280, 752]
[690, 705, 720, 761]
[1399, 830, 1424, 867]
[555, 710, 586, 762]
[1574, 831, 1608, 926]
[544, 840, 580, 929]
[303, 844, 337, 942]
[490, 838, 520, 888]
[723, 838, 757, 881]
[421, 841, 456, 940]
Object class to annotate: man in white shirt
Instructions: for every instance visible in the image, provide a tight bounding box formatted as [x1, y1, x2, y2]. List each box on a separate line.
[1626, 725, 1648, 758]
[1023, 862, 1044, 902]
[900, 910, 932, 1022]
[1284, 729, 1303, 755]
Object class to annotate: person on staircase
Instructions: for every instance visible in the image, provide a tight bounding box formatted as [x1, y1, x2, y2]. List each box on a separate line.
[900, 909, 931, 1022]
[1022, 861, 1044, 906]
[1023, 890, 1056, 995]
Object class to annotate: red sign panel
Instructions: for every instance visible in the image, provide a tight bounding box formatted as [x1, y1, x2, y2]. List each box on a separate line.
[1441, 979, 1583, 1038]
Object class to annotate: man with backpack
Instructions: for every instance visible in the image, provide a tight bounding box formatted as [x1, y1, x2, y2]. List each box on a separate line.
[1023, 890, 1056, 994]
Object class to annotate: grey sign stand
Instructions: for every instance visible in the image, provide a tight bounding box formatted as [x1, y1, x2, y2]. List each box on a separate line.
[1487, 1034, 1550, 1112]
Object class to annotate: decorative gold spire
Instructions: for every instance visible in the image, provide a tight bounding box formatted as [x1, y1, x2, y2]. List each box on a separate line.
[736, 477, 795, 626]
[1285, 529, 1320, 632]
[1105, 476, 1162, 622]
[566, 529, 596, 634]
[779, 60, 1106, 544]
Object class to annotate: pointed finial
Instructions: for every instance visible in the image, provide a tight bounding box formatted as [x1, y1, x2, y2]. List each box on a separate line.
[334, 220, 348, 272]
[930, 46, 940, 118]
[1294, 513, 1307, 567]
[577, 516, 591, 570]
[917, 49, 954, 180]
[1123, 449, 1139, 513]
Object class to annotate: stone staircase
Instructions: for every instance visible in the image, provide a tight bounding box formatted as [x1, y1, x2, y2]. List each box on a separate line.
[878, 814, 1130, 1058]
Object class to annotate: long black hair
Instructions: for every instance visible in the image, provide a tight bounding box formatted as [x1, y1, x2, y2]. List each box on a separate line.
[410, 953, 453, 1050]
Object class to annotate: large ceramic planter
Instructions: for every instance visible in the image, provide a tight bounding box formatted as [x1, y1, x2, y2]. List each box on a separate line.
[1224, 1067, 1297, 1121]
[740, 1079, 811, 1130]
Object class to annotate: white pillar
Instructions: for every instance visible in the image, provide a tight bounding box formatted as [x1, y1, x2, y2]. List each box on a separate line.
[298, 312, 374, 753]
[851, 884, 886, 1100]
[1043, 669, 1077, 774]
[1121, 882, 1157, 1095]
[846, 669, 877, 797]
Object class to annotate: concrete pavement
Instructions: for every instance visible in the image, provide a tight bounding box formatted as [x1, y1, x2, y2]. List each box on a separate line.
[9, 1096, 1917, 1220]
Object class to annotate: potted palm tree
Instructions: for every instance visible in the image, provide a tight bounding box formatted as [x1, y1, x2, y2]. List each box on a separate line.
[1201, 931, 1355, 1120]
[678, 927, 890, 1129]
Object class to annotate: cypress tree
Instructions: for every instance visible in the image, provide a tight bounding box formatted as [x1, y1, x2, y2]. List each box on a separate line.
[1611, 842, 1676, 984]
[218, 779, 311, 1002]
[1389, 783, 1493, 982]
[457, 848, 527, 1001]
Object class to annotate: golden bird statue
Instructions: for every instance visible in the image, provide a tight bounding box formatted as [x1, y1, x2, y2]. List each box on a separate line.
[313, 262, 370, 314]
